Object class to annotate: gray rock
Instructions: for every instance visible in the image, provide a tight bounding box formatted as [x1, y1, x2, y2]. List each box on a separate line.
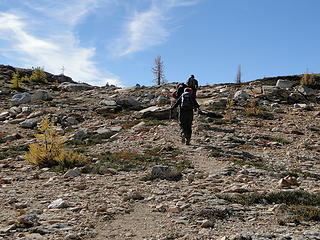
[11, 92, 31, 106]
[19, 119, 38, 128]
[58, 82, 94, 91]
[116, 96, 141, 107]
[9, 106, 21, 117]
[233, 90, 249, 101]
[100, 100, 117, 106]
[138, 106, 171, 120]
[66, 116, 78, 126]
[201, 219, 214, 228]
[156, 95, 169, 105]
[73, 128, 87, 139]
[288, 92, 305, 103]
[48, 198, 68, 209]
[16, 213, 39, 228]
[204, 98, 228, 108]
[0, 112, 9, 121]
[31, 90, 52, 101]
[276, 79, 294, 89]
[151, 165, 182, 181]
[297, 85, 315, 96]
[63, 168, 81, 178]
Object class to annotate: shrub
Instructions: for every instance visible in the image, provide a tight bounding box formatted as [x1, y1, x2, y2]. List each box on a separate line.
[224, 97, 234, 122]
[245, 98, 262, 116]
[9, 71, 23, 89]
[29, 67, 47, 83]
[300, 68, 317, 87]
[25, 116, 87, 169]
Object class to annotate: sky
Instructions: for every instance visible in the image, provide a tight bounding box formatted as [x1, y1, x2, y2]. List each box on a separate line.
[0, 0, 320, 87]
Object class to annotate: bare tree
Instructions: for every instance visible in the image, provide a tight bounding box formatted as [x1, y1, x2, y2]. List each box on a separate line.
[152, 56, 167, 85]
[236, 64, 242, 84]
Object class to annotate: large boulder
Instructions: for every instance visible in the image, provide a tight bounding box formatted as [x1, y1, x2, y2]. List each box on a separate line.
[137, 106, 170, 120]
[151, 165, 182, 181]
[297, 85, 315, 96]
[233, 90, 249, 101]
[31, 90, 52, 101]
[116, 96, 141, 108]
[276, 79, 294, 89]
[19, 119, 38, 128]
[58, 82, 94, 91]
[11, 92, 31, 106]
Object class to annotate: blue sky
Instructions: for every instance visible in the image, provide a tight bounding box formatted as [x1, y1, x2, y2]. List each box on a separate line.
[0, 0, 319, 87]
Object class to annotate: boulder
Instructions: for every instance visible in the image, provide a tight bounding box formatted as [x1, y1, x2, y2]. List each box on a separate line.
[151, 165, 182, 181]
[138, 106, 170, 120]
[233, 90, 249, 101]
[0, 112, 9, 121]
[58, 82, 94, 91]
[156, 95, 170, 105]
[63, 168, 81, 178]
[288, 92, 305, 103]
[9, 106, 21, 117]
[297, 85, 315, 96]
[19, 119, 38, 128]
[48, 198, 68, 209]
[204, 98, 228, 108]
[276, 79, 294, 89]
[116, 96, 141, 108]
[11, 92, 31, 106]
[31, 90, 52, 101]
[100, 100, 117, 106]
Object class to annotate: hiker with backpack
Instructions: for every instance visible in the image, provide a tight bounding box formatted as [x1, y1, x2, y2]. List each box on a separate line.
[186, 74, 199, 98]
[171, 88, 200, 145]
[172, 82, 187, 99]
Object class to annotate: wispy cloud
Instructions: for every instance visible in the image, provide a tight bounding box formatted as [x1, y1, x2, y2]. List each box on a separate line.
[112, 0, 200, 56]
[0, 1, 121, 86]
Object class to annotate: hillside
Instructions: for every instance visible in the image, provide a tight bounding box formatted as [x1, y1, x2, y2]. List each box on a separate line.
[1, 65, 320, 240]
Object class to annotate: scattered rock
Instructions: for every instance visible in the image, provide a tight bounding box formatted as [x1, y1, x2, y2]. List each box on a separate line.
[48, 198, 69, 209]
[19, 119, 38, 128]
[11, 92, 31, 106]
[31, 90, 52, 101]
[150, 165, 182, 181]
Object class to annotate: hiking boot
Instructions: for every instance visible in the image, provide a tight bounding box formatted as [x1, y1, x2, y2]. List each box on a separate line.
[181, 137, 185, 143]
[186, 139, 190, 145]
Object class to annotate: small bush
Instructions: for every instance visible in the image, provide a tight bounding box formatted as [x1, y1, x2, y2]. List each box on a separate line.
[219, 191, 320, 206]
[29, 67, 47, 83]
[25, 116, 87, 170]
[224, 98, 234, 122]
[245, 98, 261, 116]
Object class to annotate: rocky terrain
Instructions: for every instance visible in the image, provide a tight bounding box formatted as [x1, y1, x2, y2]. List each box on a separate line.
[1, 64, 320, 240]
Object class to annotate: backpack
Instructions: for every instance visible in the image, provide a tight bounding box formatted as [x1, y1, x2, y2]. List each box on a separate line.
[181, 92, 194, 109]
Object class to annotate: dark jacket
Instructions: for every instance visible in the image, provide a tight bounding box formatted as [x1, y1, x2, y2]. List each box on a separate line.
[171, 92, 200, 110]
[186, 77, 198, 90]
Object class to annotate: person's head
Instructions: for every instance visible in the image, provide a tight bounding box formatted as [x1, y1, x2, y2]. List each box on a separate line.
[190, 74, 194, 78]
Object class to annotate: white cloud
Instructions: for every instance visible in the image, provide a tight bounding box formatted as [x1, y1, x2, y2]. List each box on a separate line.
[0, 6, 121, 87]
[111, 0, 200, 56]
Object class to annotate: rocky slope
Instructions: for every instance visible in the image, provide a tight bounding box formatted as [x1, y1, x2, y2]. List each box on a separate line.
[1, 65, 320, 240]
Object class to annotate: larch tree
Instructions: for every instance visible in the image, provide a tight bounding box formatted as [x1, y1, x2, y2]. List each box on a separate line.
[152, 56, 167, 85]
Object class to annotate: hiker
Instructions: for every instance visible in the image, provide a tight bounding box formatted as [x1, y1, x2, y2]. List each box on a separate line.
[171, 88, 200, 145]
[172, 82, 187, 99]
[186, 74, 199, 98]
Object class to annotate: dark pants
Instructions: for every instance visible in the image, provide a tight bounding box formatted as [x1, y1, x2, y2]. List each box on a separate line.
[179, 108, 194, 141]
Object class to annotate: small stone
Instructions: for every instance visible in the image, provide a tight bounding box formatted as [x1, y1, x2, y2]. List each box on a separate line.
[201, 219, 214, 228]
[48, 198, 68, 209]
[64, 168, 81, 178]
